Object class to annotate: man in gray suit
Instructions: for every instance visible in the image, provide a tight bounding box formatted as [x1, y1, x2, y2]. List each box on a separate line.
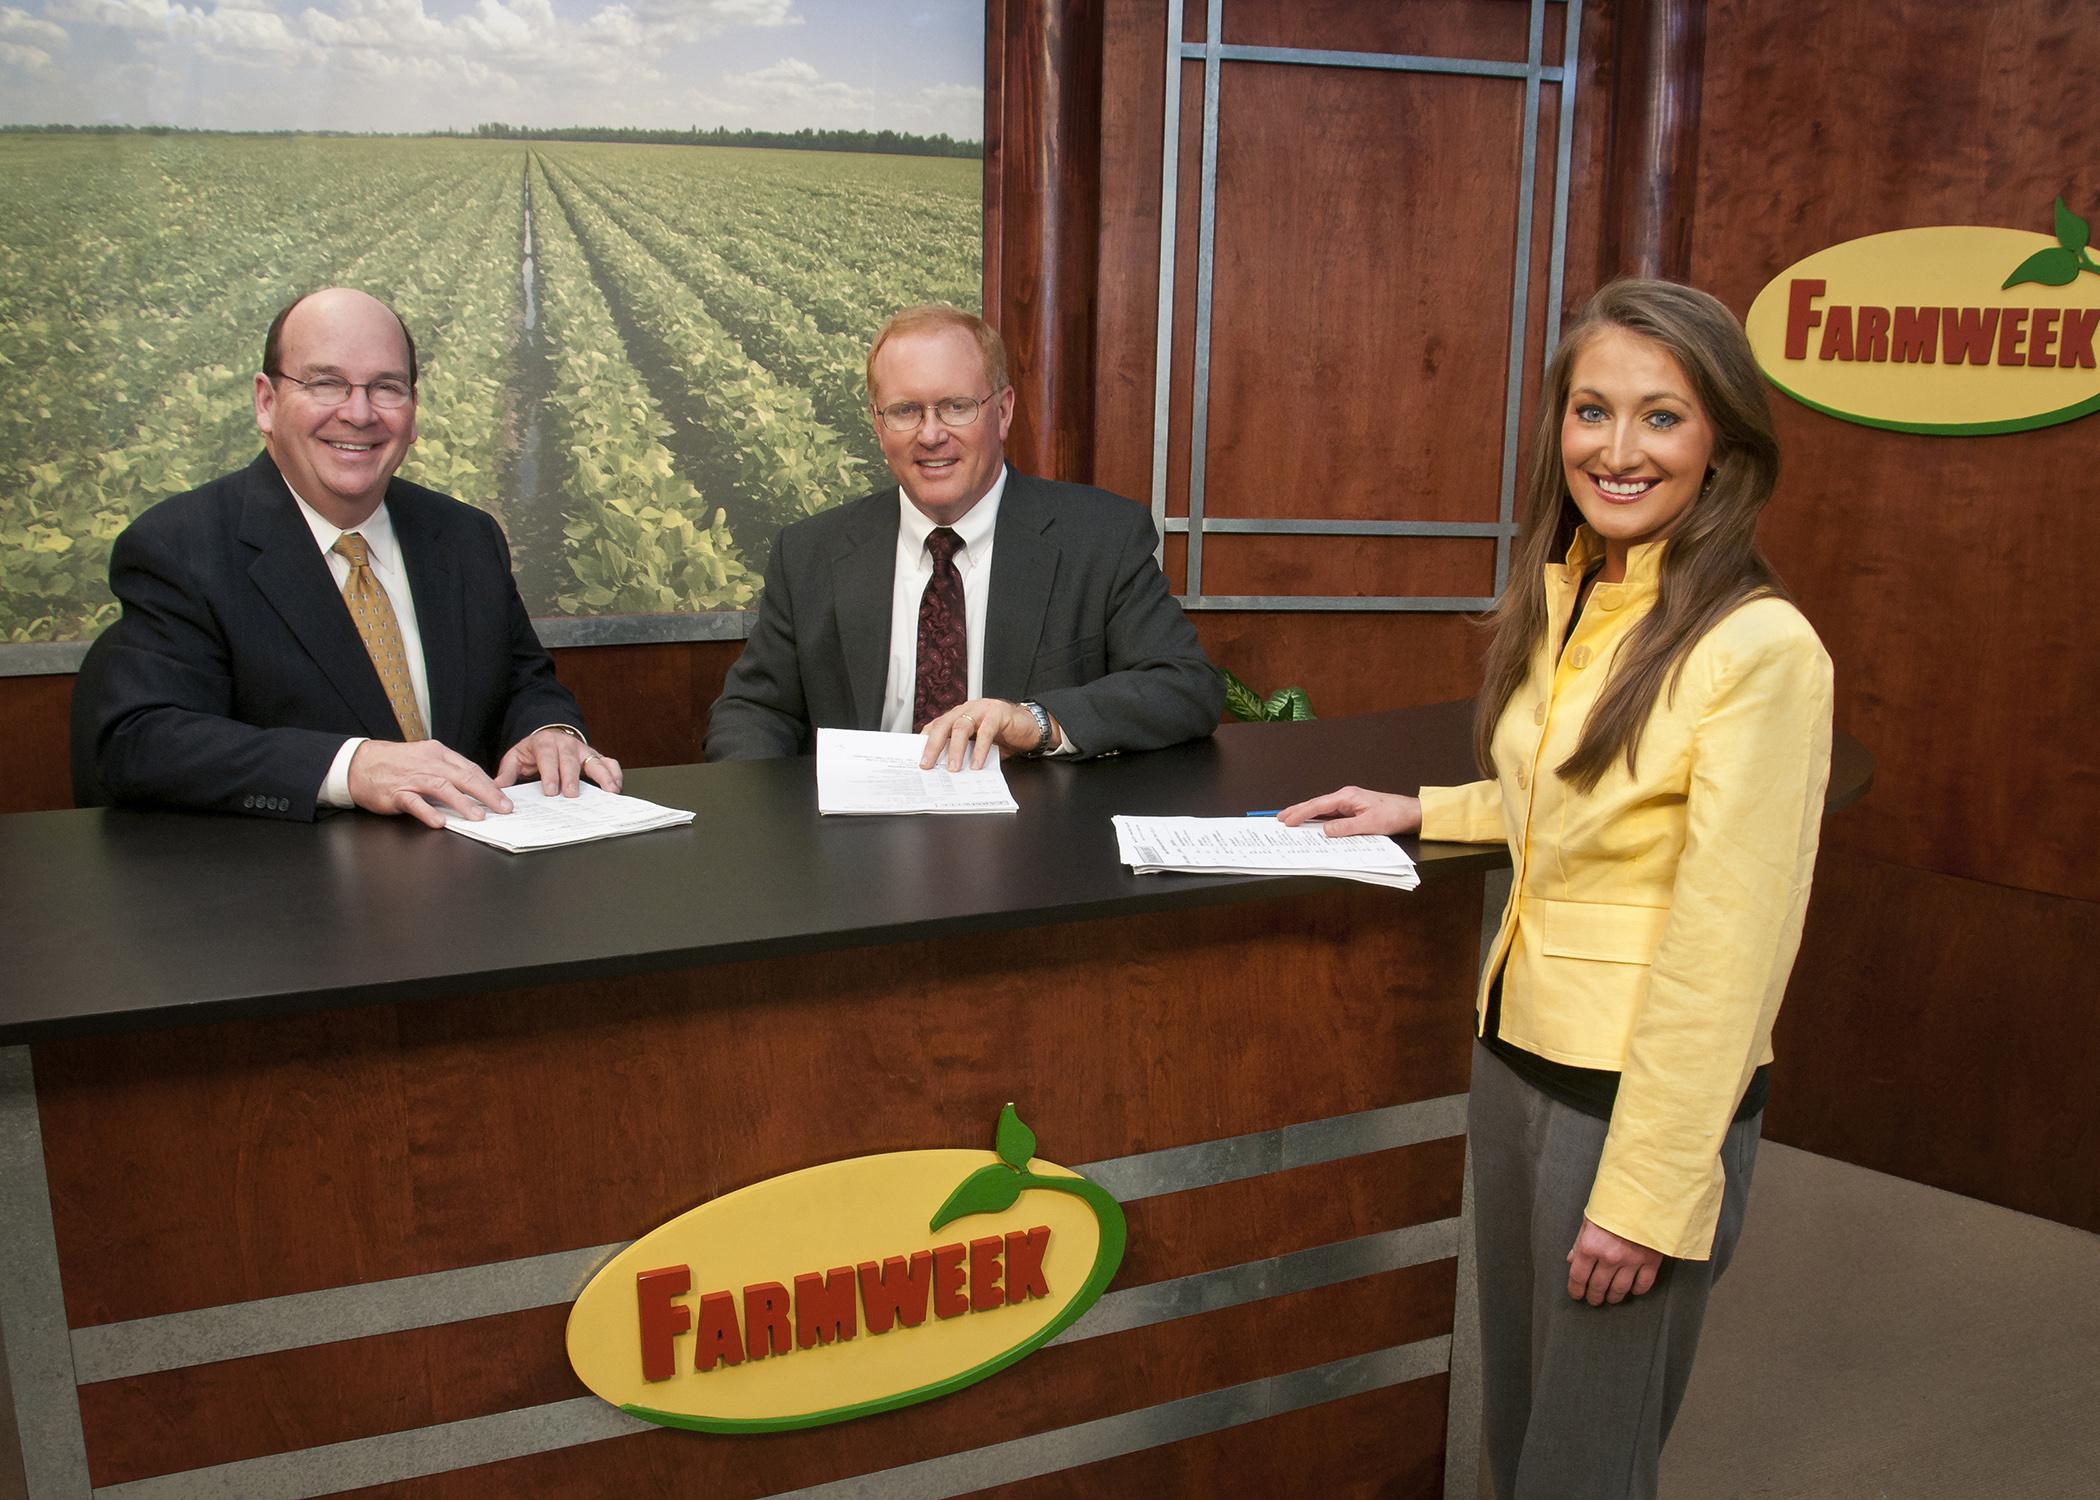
[705, 305, 1221, 766]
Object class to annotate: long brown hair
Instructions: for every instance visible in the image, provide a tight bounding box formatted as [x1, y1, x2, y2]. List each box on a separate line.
[1474, 279, 1788, 790]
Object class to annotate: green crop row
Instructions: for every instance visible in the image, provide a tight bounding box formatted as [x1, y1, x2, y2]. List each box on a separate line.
[538, 156, 866, 540]
[0, 140, 529, 640]
[526, 156, 756, 616]
[550, 155, 880, 470]
[0, 135, 979, 645]
[534, 143, 979, 341]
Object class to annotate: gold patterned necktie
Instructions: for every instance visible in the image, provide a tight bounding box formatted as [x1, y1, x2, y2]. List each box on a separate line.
[332, 531, 426, 742]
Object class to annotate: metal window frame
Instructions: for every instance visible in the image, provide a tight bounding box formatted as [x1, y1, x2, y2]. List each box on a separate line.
[1149, 0, 1585, 612]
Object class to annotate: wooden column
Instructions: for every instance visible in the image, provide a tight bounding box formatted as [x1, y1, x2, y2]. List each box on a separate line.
[983, 0, 1103, 482]
[1599, 0, 1708, 281]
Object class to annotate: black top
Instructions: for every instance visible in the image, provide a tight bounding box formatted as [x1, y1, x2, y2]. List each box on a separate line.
[0, 704, 1507, 1044]
[0, 703, 1871, 1047]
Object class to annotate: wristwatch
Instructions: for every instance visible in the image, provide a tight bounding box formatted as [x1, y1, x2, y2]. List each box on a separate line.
[1018, 700, 1054, 756]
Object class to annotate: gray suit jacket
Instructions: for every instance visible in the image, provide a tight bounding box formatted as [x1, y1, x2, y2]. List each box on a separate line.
[705, 470, 1222, 760]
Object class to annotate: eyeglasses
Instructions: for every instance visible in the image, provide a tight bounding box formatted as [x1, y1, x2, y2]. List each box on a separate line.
[273, 373, 415, 410]
[875, 392, 997, 433]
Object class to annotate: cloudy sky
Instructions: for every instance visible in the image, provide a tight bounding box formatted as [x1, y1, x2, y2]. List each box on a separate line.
[0, 0, 983, 137]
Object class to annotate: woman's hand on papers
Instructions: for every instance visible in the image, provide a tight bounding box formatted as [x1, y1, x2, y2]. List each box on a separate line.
[1276, 786, 1422, 838]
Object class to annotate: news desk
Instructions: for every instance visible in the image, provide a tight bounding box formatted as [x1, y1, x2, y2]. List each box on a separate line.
[0, 703, 1871, 1500]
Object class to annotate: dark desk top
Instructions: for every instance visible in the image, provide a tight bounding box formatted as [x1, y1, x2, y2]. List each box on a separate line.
[0, 702, 1872, 1044]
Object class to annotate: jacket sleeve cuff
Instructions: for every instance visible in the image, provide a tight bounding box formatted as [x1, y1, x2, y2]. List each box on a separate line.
[1418, 780, 1505, 844]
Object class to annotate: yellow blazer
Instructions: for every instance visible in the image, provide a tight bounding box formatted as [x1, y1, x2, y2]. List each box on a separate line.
[1419, 527, 1833, 1259]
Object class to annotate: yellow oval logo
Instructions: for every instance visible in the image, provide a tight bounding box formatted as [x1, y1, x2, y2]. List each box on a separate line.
[566, 1107, 1125, 1433]
[1746, 212, 2100, 435]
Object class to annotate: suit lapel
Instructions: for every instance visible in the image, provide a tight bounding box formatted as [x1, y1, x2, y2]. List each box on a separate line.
[236, 455, 400, 739]
[984, 470, 1056, 698]
[392, 487, 465, 746]
[831, 493, 899, 729]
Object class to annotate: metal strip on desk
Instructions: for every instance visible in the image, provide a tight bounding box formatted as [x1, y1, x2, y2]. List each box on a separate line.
[0, 1047, 92, 1499]
[72, 1094, 1467, 1383]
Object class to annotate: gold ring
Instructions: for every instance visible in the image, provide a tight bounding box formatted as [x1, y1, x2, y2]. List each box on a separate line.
[582, 753, 600, 768]
[959, 713, 976, 727]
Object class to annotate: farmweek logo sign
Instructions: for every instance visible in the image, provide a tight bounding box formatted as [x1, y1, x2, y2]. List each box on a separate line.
[1745, 199, 2100, 435]
[566, 1107, 1126, 1434]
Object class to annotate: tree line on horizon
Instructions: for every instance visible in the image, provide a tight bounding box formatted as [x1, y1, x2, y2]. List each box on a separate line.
[0, 122, 981, 159]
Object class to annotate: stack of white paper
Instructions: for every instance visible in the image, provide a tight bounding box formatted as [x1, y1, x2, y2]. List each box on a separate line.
[442, 780, 694, 853]
[816, 728, 1019, 815]
[1112, 815, 1420, 890]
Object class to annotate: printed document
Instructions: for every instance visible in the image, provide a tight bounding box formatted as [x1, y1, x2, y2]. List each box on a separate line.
[442, 780, 694, 853]
[816, 728, 1020, 815]
[1113, 815, 1419, 890]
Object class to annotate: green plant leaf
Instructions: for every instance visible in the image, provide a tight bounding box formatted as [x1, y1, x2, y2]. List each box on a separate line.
[929, 1163, 1023, 1231]
[995, 1103, 1037, 1169]
[1265, 685, 1315, 721]
[1220, 668, 1266, 722]
[2002, 246, 2083, 289]
[2054, 196, 2089, 254]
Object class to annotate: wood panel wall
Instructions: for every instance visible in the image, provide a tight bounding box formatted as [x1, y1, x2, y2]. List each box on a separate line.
[1676, 0, 2100, 1230]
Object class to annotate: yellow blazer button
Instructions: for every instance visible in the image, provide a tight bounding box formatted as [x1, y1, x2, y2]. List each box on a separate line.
[1596, 590, 1622, 612]
[1532, 702, 1546, 726]
[1570, 645, 1593, 669]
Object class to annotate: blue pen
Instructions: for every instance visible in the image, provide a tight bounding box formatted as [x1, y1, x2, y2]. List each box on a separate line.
[1244, 809, 1283, 817]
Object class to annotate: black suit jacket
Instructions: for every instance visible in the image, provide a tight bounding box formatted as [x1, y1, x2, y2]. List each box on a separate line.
[93, 452, 584, 820]
[704, 469, 1223, 760]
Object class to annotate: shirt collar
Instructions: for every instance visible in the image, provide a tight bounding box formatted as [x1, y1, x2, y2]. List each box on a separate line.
[1558, 523, 1667, 595]
[897, 465, 1008, 563]
[286, 480, 398, 568]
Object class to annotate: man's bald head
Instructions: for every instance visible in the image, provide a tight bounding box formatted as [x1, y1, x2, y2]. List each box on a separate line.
[262, 289, 417, 387]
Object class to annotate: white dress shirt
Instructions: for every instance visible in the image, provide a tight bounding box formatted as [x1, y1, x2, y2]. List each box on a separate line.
[876, 470, 1074, 754]
[286, 484, 434, 808]
[879, 469, 1006, 734]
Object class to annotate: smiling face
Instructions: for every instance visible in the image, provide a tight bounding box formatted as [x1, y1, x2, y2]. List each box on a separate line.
[1559, 325, 1716, 579]
[254, 288, 417, 529]
[868, 325, 1015, 526]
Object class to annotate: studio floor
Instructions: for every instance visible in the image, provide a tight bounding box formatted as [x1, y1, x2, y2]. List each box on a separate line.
[1659, 1142, 2100, 1499]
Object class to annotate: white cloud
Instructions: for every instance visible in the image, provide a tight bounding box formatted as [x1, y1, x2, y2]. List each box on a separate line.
[721, 55, 877, 115]
[7, 0, 989, 136]
[1, 5, 69, 47]
[43, 0, 174, 33]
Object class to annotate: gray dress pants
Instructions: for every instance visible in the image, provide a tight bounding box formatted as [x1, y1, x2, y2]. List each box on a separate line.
[1467, 1041, 1760, 1500]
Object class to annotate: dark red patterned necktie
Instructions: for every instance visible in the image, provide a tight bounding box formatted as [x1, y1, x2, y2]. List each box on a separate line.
[913, 526, 967, 729]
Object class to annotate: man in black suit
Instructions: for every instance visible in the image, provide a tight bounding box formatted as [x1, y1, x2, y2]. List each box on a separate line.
[93, 287, 619, 825]
[705, 305, 1220, 767]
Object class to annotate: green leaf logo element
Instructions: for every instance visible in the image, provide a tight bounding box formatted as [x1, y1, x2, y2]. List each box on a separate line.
[996, 1103, 1037, 1169]
[930, 1164, 1024, 1231]
[2002, 245, 2083, 289]
[2054, 196, 2090, 254]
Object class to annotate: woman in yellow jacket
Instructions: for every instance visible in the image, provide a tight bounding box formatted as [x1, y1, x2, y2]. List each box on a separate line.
[1284, 280, 1832, 1499]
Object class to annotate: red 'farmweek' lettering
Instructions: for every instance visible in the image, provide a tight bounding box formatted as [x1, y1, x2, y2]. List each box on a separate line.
[635, 1225, 1055, 1381]
[1784, 278, 2099, 369]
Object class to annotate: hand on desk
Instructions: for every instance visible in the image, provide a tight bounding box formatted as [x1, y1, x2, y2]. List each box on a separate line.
[349, 740, 513, 828]
[496, 727, 623, 799]
[1277, 786, 1422, 838]
[918, 698, 1055, 771]
[350, 730, 621, 829]
[1567, 1216, 1664, 1305]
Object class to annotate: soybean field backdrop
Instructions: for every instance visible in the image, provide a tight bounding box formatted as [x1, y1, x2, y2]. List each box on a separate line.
[0, 133, 981, 646]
